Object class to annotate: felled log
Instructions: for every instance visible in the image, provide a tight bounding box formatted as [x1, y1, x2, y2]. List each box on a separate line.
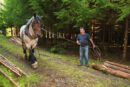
[0, 54, 27, 76]
[92, 64, 108, 72]
[16, 67, 27, 76]
[92, 64, 130, 79]
[105, 61, 130, 70]
[0, 58, 22, 76]
[104, 62, 130, 74]
[0, 68, 19, 87]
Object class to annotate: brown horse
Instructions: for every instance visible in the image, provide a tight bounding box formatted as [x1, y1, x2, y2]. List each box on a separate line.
[20, 14, 42, 69]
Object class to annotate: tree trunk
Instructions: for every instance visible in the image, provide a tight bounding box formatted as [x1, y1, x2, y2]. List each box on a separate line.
[123, 17, 128, 59]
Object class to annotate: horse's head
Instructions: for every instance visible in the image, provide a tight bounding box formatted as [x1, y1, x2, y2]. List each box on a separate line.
[31, 14, 43, 37]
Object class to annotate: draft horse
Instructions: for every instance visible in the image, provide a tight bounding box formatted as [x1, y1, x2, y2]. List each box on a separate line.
[20, 14, 42, 69]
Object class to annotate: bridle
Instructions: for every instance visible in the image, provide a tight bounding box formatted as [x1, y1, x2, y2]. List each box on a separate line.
[25, 16, 42, 39]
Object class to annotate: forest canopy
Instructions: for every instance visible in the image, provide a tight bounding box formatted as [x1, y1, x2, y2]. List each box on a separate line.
[0, 0, 130, 59]
[0, 0, 130, 30]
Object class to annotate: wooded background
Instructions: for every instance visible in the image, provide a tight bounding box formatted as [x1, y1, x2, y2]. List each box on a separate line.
[0, 0, 130, 59]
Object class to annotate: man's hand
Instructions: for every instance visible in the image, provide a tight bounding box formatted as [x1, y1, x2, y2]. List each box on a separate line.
[89, 38, 96, 48]
[92, 44, 96, 49]
[76, 40, 80, 45]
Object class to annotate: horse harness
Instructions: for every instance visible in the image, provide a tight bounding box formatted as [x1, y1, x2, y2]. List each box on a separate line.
[25, 24, 38, 40]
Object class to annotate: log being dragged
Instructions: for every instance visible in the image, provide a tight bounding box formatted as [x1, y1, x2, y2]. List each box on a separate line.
[104, 62, 130, 74]
[92, 64, 130, 79]
[105, 61, 130, 70]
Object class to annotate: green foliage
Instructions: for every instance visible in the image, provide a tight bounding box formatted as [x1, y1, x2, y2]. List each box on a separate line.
[54, 0, 90, 27]
[49, 45, 66, 54]
[118, 5, 130, 21]
[0, 75, 13, 87]
[0, 0, 32, 27]
[28, 0, 43, 15]
[1, 0, 130, 31]
[18, 74, 39, 87]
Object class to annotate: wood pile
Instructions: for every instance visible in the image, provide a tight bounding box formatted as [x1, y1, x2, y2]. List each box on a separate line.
[0, 54, 27, 87]
[92, 61, 130, 79]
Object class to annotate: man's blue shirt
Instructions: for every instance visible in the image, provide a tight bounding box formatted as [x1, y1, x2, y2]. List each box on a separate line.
[77, 33, 90, 47]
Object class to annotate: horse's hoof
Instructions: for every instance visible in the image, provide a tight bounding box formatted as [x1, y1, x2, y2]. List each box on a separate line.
[31, 61, 38, 69]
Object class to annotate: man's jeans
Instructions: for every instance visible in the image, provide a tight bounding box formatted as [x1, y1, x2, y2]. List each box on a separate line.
[79, 46, 89, 65]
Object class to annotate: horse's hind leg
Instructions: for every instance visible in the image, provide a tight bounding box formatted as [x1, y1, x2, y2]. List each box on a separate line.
[23, 47, 28, 60]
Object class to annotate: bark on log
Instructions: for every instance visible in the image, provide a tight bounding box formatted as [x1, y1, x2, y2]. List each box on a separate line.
[105, 67, 130, 79]
[104, 62, 130, 74]
[0, 57, 22, 76]
[92, 64, 108, 72]
[0, 54, 26, 76]
[105, 61, 130, 70]
[92, 64, 130, 79]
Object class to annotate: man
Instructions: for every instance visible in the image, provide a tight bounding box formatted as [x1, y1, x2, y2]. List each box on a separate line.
[77, 27, 95, 66]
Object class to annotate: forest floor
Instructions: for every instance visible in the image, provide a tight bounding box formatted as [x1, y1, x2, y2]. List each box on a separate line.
[0, 35, 130, 87]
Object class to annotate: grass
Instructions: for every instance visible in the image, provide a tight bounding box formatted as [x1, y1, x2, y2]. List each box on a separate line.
[0, 65, 14, 87]
[37, 52, 130, 87]
[0, 64, 39, 87]
[0, 35, 129, 87]
[38, 47, 103, 65]
[0, 35, 39, 87]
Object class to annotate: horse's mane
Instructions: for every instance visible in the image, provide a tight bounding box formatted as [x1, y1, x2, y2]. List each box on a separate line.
[25, 17, 34, 35]
[26, 17, 34, 27]
[26, 15, 41, 28]
[25, 15, 41, 37]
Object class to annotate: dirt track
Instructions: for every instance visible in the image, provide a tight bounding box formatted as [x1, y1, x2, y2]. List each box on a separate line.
[0, 37, 130, 87]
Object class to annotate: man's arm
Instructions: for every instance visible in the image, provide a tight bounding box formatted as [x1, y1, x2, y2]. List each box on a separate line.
[89, 38, 95, 48]
[76, 35, 80, 45]
[76, 40, 80, 45]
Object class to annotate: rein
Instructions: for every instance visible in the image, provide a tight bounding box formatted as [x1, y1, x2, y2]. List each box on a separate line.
[41, 28, 102, 59]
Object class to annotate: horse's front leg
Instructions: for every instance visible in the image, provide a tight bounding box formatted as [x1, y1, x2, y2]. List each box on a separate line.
[29, 48, 38, 68]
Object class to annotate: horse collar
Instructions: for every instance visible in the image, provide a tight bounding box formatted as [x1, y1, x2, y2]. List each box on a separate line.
[25, 25, 38, 39]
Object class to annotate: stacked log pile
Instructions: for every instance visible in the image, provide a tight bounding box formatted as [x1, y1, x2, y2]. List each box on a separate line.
[92, 61, 130, 79]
